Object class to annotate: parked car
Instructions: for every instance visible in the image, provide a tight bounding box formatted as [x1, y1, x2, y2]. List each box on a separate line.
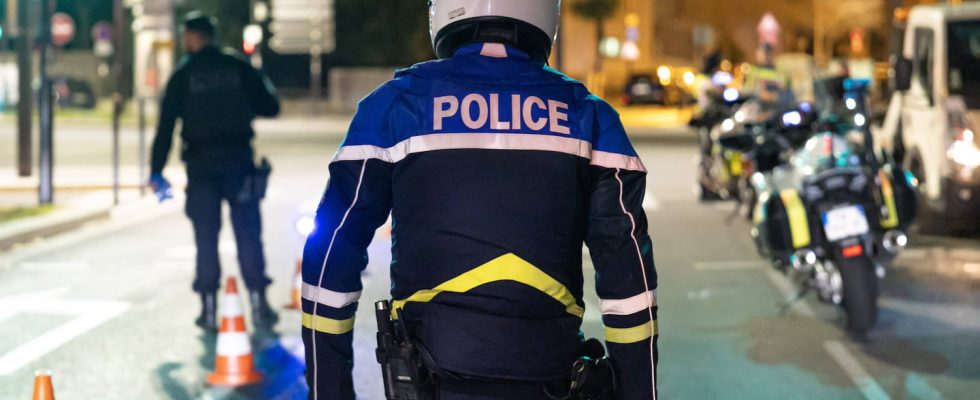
[53, 77, 97, 109]
[623, 74, 667, 106]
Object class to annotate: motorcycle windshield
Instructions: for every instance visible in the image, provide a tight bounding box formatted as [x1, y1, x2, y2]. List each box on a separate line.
[791, 133, 864, 177]
[949, 20, 980, 109]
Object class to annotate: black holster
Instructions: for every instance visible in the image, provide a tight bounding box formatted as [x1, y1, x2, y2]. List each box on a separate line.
[375, 300, 436, 400]
[547, 338, 618, 400]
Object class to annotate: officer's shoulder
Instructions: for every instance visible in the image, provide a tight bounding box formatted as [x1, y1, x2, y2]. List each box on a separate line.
[218, 47, 250, 64]
[542, 66, 587, 88]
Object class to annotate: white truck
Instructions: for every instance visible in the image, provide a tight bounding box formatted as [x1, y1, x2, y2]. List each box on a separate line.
[877, 3, 980, 231]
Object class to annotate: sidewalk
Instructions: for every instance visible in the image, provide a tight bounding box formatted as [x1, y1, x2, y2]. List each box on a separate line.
[0, 190, 174, 252]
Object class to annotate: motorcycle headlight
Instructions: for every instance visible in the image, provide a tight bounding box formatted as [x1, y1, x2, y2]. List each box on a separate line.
[734, 110, 746, 123]
[723, 87, 739, 102]
[721, 118, 736, 133]
[853, 113, 866, 127]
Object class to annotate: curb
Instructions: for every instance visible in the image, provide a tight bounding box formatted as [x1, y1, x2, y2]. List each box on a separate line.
[0, 206, 111, 252]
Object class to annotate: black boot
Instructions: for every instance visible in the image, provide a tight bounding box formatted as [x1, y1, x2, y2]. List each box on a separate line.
[250, 289, 279, 328]
[195, 292, 218, 331]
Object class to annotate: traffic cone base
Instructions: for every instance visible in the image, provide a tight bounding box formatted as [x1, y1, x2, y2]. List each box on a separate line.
[207, 277, 263, 387]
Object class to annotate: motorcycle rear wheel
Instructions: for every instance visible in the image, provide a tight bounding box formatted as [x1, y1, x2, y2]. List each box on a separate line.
[836, 255, 879, 334]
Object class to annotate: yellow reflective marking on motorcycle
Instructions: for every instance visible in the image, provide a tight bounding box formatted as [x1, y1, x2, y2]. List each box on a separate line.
[780, 189, 811, 249]
[604, 320, 659, 344]
[391, 253, 584, 319]
[879, 172, 899, 228]
[302, 313, 355, 335]
[728, 151, 743, 177]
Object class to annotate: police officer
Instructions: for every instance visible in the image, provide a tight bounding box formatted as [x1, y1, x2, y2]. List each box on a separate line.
[150, 12, 281, 330]
[302, 1, 659, 399]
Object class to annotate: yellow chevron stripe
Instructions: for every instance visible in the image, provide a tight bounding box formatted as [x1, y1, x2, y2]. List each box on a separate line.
[392, 253, 584, 319]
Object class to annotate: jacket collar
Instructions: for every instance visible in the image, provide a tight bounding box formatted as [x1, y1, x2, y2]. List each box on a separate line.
[453, 42, 532, 62]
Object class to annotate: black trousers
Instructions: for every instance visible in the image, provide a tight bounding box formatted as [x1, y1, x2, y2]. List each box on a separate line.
[185, 168, 271, 293]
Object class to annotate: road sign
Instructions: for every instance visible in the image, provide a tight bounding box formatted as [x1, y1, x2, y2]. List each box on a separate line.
[92, 21, 113, 41]
[51, 13, 75, 47]
[92, 21, 114, 57]
[269, 0, 335, 54]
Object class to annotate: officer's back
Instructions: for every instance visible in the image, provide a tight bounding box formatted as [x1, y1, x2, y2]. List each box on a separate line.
[303, 2, 659, 399]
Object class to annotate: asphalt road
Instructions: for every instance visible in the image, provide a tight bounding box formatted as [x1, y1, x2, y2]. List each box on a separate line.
[0, 121, 978, 399]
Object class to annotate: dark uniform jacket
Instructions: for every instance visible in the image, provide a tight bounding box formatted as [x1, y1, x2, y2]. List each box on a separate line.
[151, 46, 280, 176]
[302, 43, 659, 399]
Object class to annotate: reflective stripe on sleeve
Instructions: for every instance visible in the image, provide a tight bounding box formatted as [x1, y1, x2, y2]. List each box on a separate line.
[301, 313, 355, 335]
[600, 290, 656, 316]
[301, 283, 361, 309]
[604, 320, 659, 344]
[591, 150, 647, 172]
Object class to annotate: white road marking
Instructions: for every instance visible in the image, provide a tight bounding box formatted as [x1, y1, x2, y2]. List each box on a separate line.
[694, 261, 767, 271]
[17, 261, 90, 272]
[824, 341, 892, 400]
[762, 268, 890, 400]
[0, 289, 131, 375]
[711, 203, 735, 212]
[0, 288, 71, 323]
[163, 239, 237, 260]
[880, 297, 980, 331]
[897, 248, 928, 260]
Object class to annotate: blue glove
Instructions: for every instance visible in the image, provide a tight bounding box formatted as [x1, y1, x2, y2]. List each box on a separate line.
[149, 174, 173, 202]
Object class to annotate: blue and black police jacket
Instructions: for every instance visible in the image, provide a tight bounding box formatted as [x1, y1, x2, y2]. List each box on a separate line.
[302, 43, 659, 400]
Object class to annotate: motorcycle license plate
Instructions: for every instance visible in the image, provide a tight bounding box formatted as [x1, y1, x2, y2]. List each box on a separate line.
[822, 205, 869, 242]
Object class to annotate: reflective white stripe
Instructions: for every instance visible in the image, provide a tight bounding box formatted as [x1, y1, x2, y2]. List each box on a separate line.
[333, 133, 646, 172]
[302, 283, 361, 308]
[614, 168, 657, 400]
[215, 331, 251, 357]
[480, 43, 508, 58]
[221, 293, 243, 317]
[600, 290, 657, 316]
[334, 133, 592, 164]
[592, 150, 647, 172]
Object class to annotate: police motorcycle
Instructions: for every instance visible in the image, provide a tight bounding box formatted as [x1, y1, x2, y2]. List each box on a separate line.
[721, 77, 918, 334]
[716, 98, 813, 220]
[691, 83, 755, 201]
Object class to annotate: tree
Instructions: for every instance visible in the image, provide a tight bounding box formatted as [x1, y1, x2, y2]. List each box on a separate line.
[571, 0, 620, 73]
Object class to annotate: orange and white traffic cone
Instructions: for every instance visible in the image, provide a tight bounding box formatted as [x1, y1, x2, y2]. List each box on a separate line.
[32, 370, 54, 400]
[284, 258, 302, 310]
[207, 277, 263, 386]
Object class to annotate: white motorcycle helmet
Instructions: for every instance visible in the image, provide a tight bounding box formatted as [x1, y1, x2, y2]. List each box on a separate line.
[429, 0, 561, 62]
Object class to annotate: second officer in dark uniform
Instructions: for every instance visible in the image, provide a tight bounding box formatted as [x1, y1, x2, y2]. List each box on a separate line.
[150, 12, 281, 330]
